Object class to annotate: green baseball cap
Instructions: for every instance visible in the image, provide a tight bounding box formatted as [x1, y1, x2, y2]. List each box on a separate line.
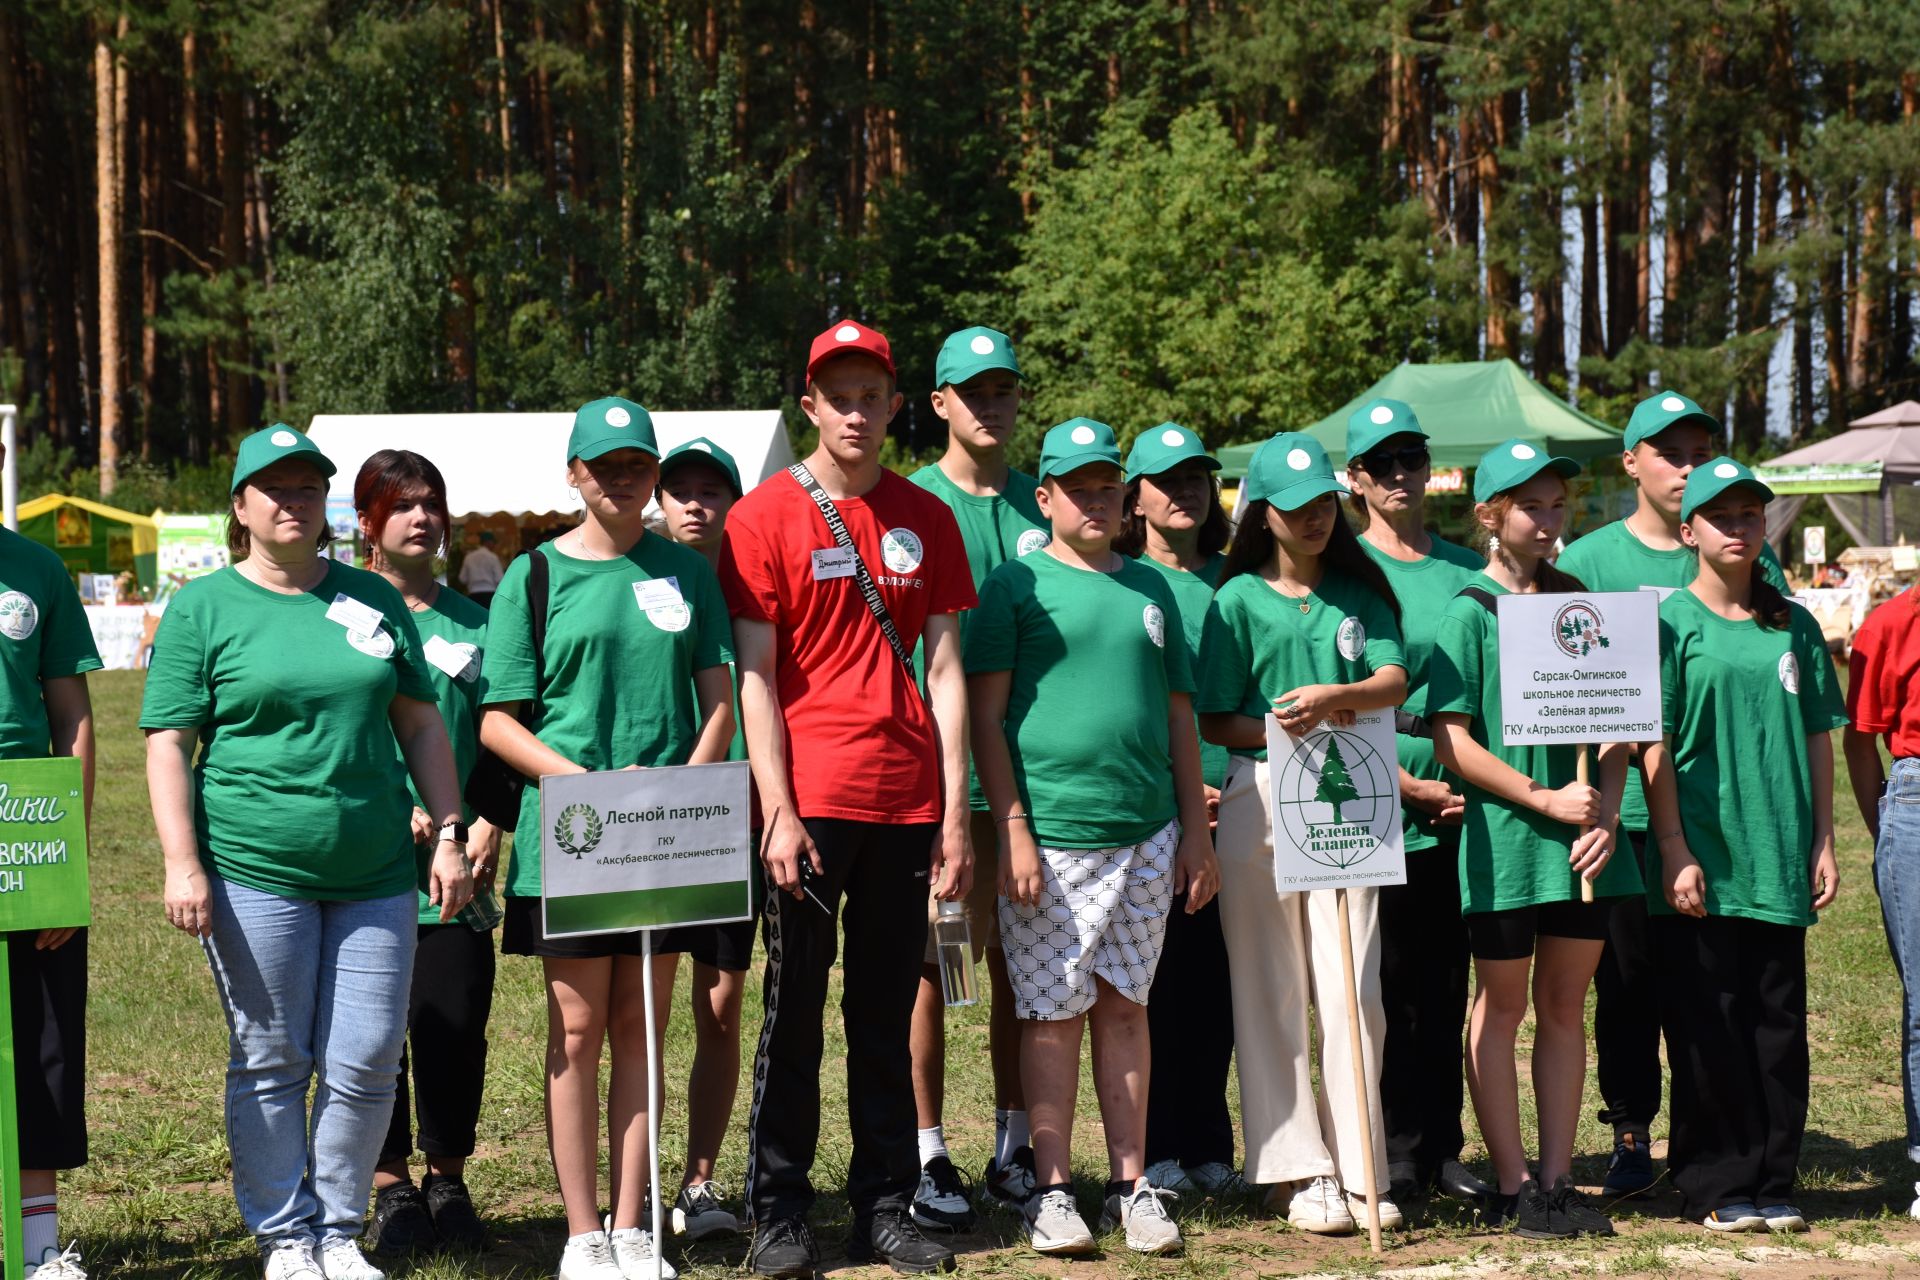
[1345, 397, 1428, 459]
[1680, 455, 1775, 521]
[659, 436, 743, 496]
[1625, 389, 1720, 450]
[935, 325, 1021, 389]
[1243, 432, 1349, 511]
[1124, 422, 1219, 482]
[1037, 417, 1122, 481]
[1472, 438, 1581, 502]
[568, 396, 660, 463]
[231, 423, 336, 494]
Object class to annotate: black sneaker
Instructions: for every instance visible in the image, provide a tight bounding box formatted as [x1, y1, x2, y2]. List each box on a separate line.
[846, 1207, 956, 1275]
[1550, 1175, 1617, 1236]
[979, 1146, 1037, 1207]
[749, 1215, 818, 1279]
[1510, 1179, 1575, 1239]
[369, 1181, 436, 1255]
[1436, 1158, 1496, 1206]
[1601, 1130, 1655, 1196]
[910, 1155, 978, 1231]
[421, 1174, 484, 1250]
[1387, 1161, 1421, 1205]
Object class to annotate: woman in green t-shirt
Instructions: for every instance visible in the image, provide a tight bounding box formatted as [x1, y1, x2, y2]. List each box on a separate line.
[477, 398, 735, 1280]
[1642, 459, 1845, 1234]
[1195, 433, 1408, 1236]
[1427, 440, 1631, 1240]
[142, 425, 472, 1280]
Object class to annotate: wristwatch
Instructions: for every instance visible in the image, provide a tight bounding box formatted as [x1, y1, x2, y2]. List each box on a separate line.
[438, 821, 470, 845]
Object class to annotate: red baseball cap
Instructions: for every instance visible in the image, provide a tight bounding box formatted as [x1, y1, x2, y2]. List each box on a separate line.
[806, 320, 896, 383]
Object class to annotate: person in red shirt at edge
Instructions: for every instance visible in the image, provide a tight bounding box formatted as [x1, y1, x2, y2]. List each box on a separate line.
[723, 321, 976, 1279]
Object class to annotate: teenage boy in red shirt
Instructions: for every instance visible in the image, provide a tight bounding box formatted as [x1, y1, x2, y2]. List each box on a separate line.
[723, 321, 976, 1278]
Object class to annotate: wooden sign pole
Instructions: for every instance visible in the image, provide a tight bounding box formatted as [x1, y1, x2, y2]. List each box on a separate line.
[1335, 887, 1383, 1253]
[1577, 745, 1595, 903]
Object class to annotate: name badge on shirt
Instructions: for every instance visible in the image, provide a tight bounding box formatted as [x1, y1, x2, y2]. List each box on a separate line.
[811, 547, 856, 581]
[326, 593, 385, 635]
[633, 577, 684, 611]
[423, 633, 479, 682]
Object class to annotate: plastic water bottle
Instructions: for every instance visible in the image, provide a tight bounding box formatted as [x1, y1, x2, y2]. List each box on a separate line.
[934, 901, 978, 1007]
[459, 884, 505, 931]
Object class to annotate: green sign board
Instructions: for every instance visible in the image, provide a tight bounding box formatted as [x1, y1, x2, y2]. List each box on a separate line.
[1754, 460, 1885, 495]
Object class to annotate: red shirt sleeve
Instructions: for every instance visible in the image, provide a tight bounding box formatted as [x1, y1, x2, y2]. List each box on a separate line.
[923, 502, 978, 617]
[1847, 604, 1894, 733]
[719, 503, 783, 624]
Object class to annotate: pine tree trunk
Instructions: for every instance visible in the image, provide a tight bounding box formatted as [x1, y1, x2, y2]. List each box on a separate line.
[217, 81, 248, 439]
[0, 14, 44, 430]
[139, 68, 162, 458]
[1580, 198, 1603, 362]
[95, 21, 122, 493]
[620, 0, 638, 255]
[493, 0, 511, 187]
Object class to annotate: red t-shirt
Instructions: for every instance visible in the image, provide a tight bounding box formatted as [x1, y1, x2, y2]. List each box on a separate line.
[721, 468, 976, 823]
[1847, 587, 1920, 759]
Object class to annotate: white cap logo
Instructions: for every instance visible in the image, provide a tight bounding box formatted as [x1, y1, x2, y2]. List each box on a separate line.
[969, 335, 995, 355]
[1510, 443, 1537, 460]
[605, 406, 632, 427]
[1369, 405, 1394, 425]
[1661, 395, 1686, 412]
[1070, 425, 1097, 445]
[834, 324, 861, 342]
[270, 429, 297, 447]
[1160, 428, 1185, 447]
[1713, 461, 1739, 479]
[691, 441, 712, 453]
[1286, 448, 1312, 471]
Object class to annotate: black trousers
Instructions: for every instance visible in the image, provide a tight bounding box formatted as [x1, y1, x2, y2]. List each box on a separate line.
[1377, 836, 1469, 1176]
[1144, 892, 1235, 1168]
[746, 818, 936, 1224]
[1651, 914, 1808, 1218]
[381, 922, 497, 1164]
[10, 929, 87, 1170]
[1594, 831, 1664, 1131]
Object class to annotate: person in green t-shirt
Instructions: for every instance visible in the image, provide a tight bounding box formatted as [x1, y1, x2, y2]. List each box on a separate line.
[1110, 422, 1244, 1202]
[905, 325, 1047, 1223]
[1641, 459, 1844, 1233]
[476, 398, 735, 1280]
[1341, 398, 1492, 1210]
[1554, 389, 1786, 1198]
[0, 427, 102, 1280]
[1194, 433, 1408, 1237]
[1428, 440, 1632, 1241]
[651, 435, 753, 1242]
[143, 424, 472, 1280]
[348, 450, 498, 1258]
[967, 418, 1215, 1257]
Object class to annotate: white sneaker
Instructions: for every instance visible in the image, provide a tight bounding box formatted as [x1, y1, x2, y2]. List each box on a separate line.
[263, 1239, 323, 1280]
[1101, 1183, 1184, 1254]
[1344, 1190, 1404, 1230]
[1024, 1188, 1096, 1255]
[1144, 1159, 1195, 1194]
[557, 1232, 625, 1280]
[25, 1244, 87, 1280]
[607, 1227, 677, 1280]
[1286, 1175, 1356, 1235]
[316, 1241, 385, 1280]
[1187, 1162, 1252, 1196]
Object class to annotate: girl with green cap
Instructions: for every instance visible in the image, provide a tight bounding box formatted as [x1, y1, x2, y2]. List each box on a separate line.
[142, 423, 472, 1280]
[1195, 432, 1407, 1236]
[1426, 439, 1634, 1240]
[477, 397, 736, 1280]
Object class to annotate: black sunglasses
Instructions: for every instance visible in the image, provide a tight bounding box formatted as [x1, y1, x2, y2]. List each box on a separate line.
[1355, 445, 1431, 476]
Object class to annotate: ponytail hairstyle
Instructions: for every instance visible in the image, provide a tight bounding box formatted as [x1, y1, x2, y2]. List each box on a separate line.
[1222, 498, 1402, 624]
[1751, 559, 1794, 629]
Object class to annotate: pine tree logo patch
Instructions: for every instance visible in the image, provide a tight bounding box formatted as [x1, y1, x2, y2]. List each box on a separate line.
[0, 592, 38, 641]
[1016, 529, 1050, 557]
[1337, 617, 1366, 661]
[1274, 728, 1397, 870]
[880, 528, 923, 574]
[553, 803, 604, 858]
[1778, 651, 1800, 694]
[1553, 600, 1610, 658]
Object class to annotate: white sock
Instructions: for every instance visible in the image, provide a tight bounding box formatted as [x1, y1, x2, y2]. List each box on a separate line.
[22, 1195, 56, 1266]
[995, 1109, 1030, 1164]
[917, 1125, 948, 1167]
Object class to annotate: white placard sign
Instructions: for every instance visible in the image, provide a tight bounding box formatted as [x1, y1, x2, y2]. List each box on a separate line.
[1496, 590, 1661, 746]
[1264, 709, 1406, 892]
[539, 761, 753, 938]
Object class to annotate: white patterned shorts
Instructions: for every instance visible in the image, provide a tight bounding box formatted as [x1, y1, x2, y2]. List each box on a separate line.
[997, 818, 1179, 1021]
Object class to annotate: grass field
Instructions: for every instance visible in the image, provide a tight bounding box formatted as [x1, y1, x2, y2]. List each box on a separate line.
[63, 669, 1920, 1278]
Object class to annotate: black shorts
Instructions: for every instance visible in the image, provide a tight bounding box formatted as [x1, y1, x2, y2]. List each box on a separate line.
[1466, 898, 1620, 961]
[502, 895, 756, 966]
[650, 919, 757, 972]
[9, 929, 87, 1169]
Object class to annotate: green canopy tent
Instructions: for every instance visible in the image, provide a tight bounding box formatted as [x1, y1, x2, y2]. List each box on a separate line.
[16, 494, 159, 593]
[1215, 359, 1623, 478]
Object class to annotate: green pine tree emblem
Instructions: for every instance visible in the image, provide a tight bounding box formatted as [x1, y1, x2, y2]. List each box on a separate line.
[1314, 738, 1360, 823]
[554, 803, 604, 858]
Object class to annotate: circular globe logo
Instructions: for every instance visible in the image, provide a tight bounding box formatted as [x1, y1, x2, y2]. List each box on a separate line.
[1016, 529, 1051, 557]
[0, 591, 38, 641]
[881, 528, 924, 574]
[346, 627, 395, 659]
[1274, 728, 1397, 870]
[553, 803, 604, 858]
[1778, 651, 1799, 694]
[1143, 604, 1166, 648]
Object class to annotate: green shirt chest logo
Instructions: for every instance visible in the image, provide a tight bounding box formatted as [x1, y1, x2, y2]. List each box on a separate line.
[1778, 651, 1799, 694]
[1016, 529, 1050, 557]
[1336, 616, 1366, 661]
[0, 592, 38, 642]
[1143, 604, 1166, 648]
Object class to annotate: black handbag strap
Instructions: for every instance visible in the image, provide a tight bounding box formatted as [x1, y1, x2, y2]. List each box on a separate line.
[787, 461, 915, 676]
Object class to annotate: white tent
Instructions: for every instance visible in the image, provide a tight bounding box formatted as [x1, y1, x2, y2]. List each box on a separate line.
[307, 410, 793, 517]
[1759, 400, 1920, 547]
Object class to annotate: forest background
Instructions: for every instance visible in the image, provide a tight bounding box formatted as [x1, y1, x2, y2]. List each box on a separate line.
[3, 0, 1919, 515]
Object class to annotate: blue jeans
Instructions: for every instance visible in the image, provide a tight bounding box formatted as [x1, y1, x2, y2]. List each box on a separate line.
[1874, 757, 1920, 1162]
[202, 876, 416, 1247]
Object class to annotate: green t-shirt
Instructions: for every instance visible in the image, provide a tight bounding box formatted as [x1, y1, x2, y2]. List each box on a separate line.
[0, 528, 103, 760]
[1426, 576, 1643, 913]
[1556, 519, 1790, 832]
[406, 587, 490, 924]
[1136, 553, 1228, 790]
[480, 536, 733, 897]
[1193, 572, 1406, 764]
[963, 551, 1193, 849]
[1652, 591, 1847, 926]
[1361, 536, 1484, 853]
[909, 461, 1051, 810]
[138, 562, 438, 901]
